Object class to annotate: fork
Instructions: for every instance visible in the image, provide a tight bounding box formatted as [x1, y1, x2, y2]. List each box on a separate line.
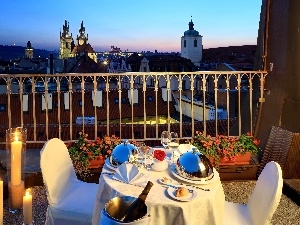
[162, 184, 194, 193]
[182, 183, 210, 191]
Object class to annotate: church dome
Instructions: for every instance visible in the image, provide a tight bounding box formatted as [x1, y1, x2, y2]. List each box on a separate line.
[184, 29, 199, 36]
[183, 19, 199, 36]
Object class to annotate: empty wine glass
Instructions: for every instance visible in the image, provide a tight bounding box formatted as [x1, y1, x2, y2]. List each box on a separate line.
[161, 131, 171, 149]
[168, 132, 179, 163]
[134, 142, 145, 168]
[143, 147, 153, 171]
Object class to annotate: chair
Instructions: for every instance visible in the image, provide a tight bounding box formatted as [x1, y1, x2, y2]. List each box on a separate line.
[40, 138, 98, 225]
[100, 209, 151, 225]
[223, 161, 283, 225]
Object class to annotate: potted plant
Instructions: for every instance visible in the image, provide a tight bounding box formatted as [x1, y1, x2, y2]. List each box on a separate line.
[191, 131, 260, 167]
[67, 131, 121, 178]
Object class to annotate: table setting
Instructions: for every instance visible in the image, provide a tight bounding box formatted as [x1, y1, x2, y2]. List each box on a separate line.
[92, 135, 225, 225]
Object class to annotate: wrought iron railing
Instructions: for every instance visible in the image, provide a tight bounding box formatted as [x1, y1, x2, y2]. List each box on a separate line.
[0, 71, 268, 145]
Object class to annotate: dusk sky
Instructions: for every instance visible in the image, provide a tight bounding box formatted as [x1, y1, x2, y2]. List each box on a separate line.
[0, 0, 262, 52]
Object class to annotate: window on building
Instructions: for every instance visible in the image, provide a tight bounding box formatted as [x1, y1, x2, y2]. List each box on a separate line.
[78, 100, 82, 106]
[0, 104, 7, 112]
[184, 40, 186, 47]
[122, 98, 128, 104]
[0, 104, 5, 112]
[147, 96, 153, 102]
[114, 98, 119, 104]
[194, 39, 197, 47]
[134, 131, 141, 139]
[144, 67, 147, 72]
[0, 104, 6, 112]
[38, 132, 44, 138]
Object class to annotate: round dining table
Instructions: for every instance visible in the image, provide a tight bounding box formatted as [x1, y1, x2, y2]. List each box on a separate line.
[92, 157, 225, 225]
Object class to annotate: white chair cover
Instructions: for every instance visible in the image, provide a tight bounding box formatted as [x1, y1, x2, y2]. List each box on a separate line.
[41, 138, 98, 225]
[100, 209, 151, 225]
[223, 161, 283, 225]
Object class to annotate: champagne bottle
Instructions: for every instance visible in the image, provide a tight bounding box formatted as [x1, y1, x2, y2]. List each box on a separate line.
[121, 181, 153, 222]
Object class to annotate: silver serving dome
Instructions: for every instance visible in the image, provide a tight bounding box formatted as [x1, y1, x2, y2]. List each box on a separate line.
[105, 196, 148, 222]
[176, 149, 214, 181]
[110, 140, 136, 166]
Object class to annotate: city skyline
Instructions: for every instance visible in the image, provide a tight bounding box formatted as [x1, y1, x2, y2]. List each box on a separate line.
[0, 0, 262, 52]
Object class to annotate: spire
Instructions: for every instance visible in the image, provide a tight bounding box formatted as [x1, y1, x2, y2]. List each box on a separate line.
[189, 15, 194, 30]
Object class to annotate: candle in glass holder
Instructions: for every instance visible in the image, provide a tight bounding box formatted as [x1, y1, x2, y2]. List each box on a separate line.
[23, 189, 32, 225]
[11, 134, 22, 186]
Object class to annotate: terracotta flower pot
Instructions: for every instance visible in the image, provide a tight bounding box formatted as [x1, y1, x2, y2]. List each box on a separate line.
[89, 155, 105, 169]
[209, 152, 251, 166]
[219, 152, 251, 165]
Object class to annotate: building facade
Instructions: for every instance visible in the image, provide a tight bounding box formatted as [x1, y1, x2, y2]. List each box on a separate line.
[25, 41, 34, 59]
[59, 20, 97, 63]
[181, 18, 203, 67]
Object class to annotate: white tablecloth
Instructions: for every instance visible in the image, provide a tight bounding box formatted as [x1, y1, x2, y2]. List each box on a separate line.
[92, 163, 225, 225]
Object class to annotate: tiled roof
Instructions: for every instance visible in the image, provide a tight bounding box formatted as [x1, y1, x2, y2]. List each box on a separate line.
[69, 55, 106, 73]
[71, 43, 96, 54]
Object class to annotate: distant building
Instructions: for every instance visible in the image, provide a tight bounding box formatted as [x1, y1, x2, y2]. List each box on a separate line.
[59, 20, 74, 60]
[59, 20, 97, 63]
[25, 41, 34, 59]
[181, 17, 203, 67]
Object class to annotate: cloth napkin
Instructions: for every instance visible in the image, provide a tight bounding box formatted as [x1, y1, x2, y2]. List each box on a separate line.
[112, 163, 148, 187]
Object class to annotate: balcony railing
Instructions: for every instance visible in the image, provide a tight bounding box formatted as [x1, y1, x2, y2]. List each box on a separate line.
[0, 71, 268, 146]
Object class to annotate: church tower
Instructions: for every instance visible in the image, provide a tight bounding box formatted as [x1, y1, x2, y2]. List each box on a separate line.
[77, 21, 88, 46]
[25, 41, 33, 59]
[181, 17, 202, 66]
[59, 20, 73, 59]
[71, 20, 97, 63]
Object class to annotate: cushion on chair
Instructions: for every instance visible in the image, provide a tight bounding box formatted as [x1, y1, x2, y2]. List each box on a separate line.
[49, 182, 98, 224]
[222, 201, 252, 225]
[247, 161, 283, 225]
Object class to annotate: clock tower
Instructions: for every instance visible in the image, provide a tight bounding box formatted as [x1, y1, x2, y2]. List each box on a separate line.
[77, 21, 88, 46]
[59, 20, 74, 59]
[25, 41, 33, 59]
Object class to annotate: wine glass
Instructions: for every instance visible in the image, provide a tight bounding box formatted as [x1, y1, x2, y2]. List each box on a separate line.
[168, 132, 179, 163]
[134, 142, 145, 168]
[143, 147, 153, 171]
[161, 131, 171, 149]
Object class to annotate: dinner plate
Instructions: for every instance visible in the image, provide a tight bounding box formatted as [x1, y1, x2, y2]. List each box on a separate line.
[105, 157, 118, 171]
[170, 166, 219, 185]
[158, 178, 173, 185]
[167, 186, 197, 202]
